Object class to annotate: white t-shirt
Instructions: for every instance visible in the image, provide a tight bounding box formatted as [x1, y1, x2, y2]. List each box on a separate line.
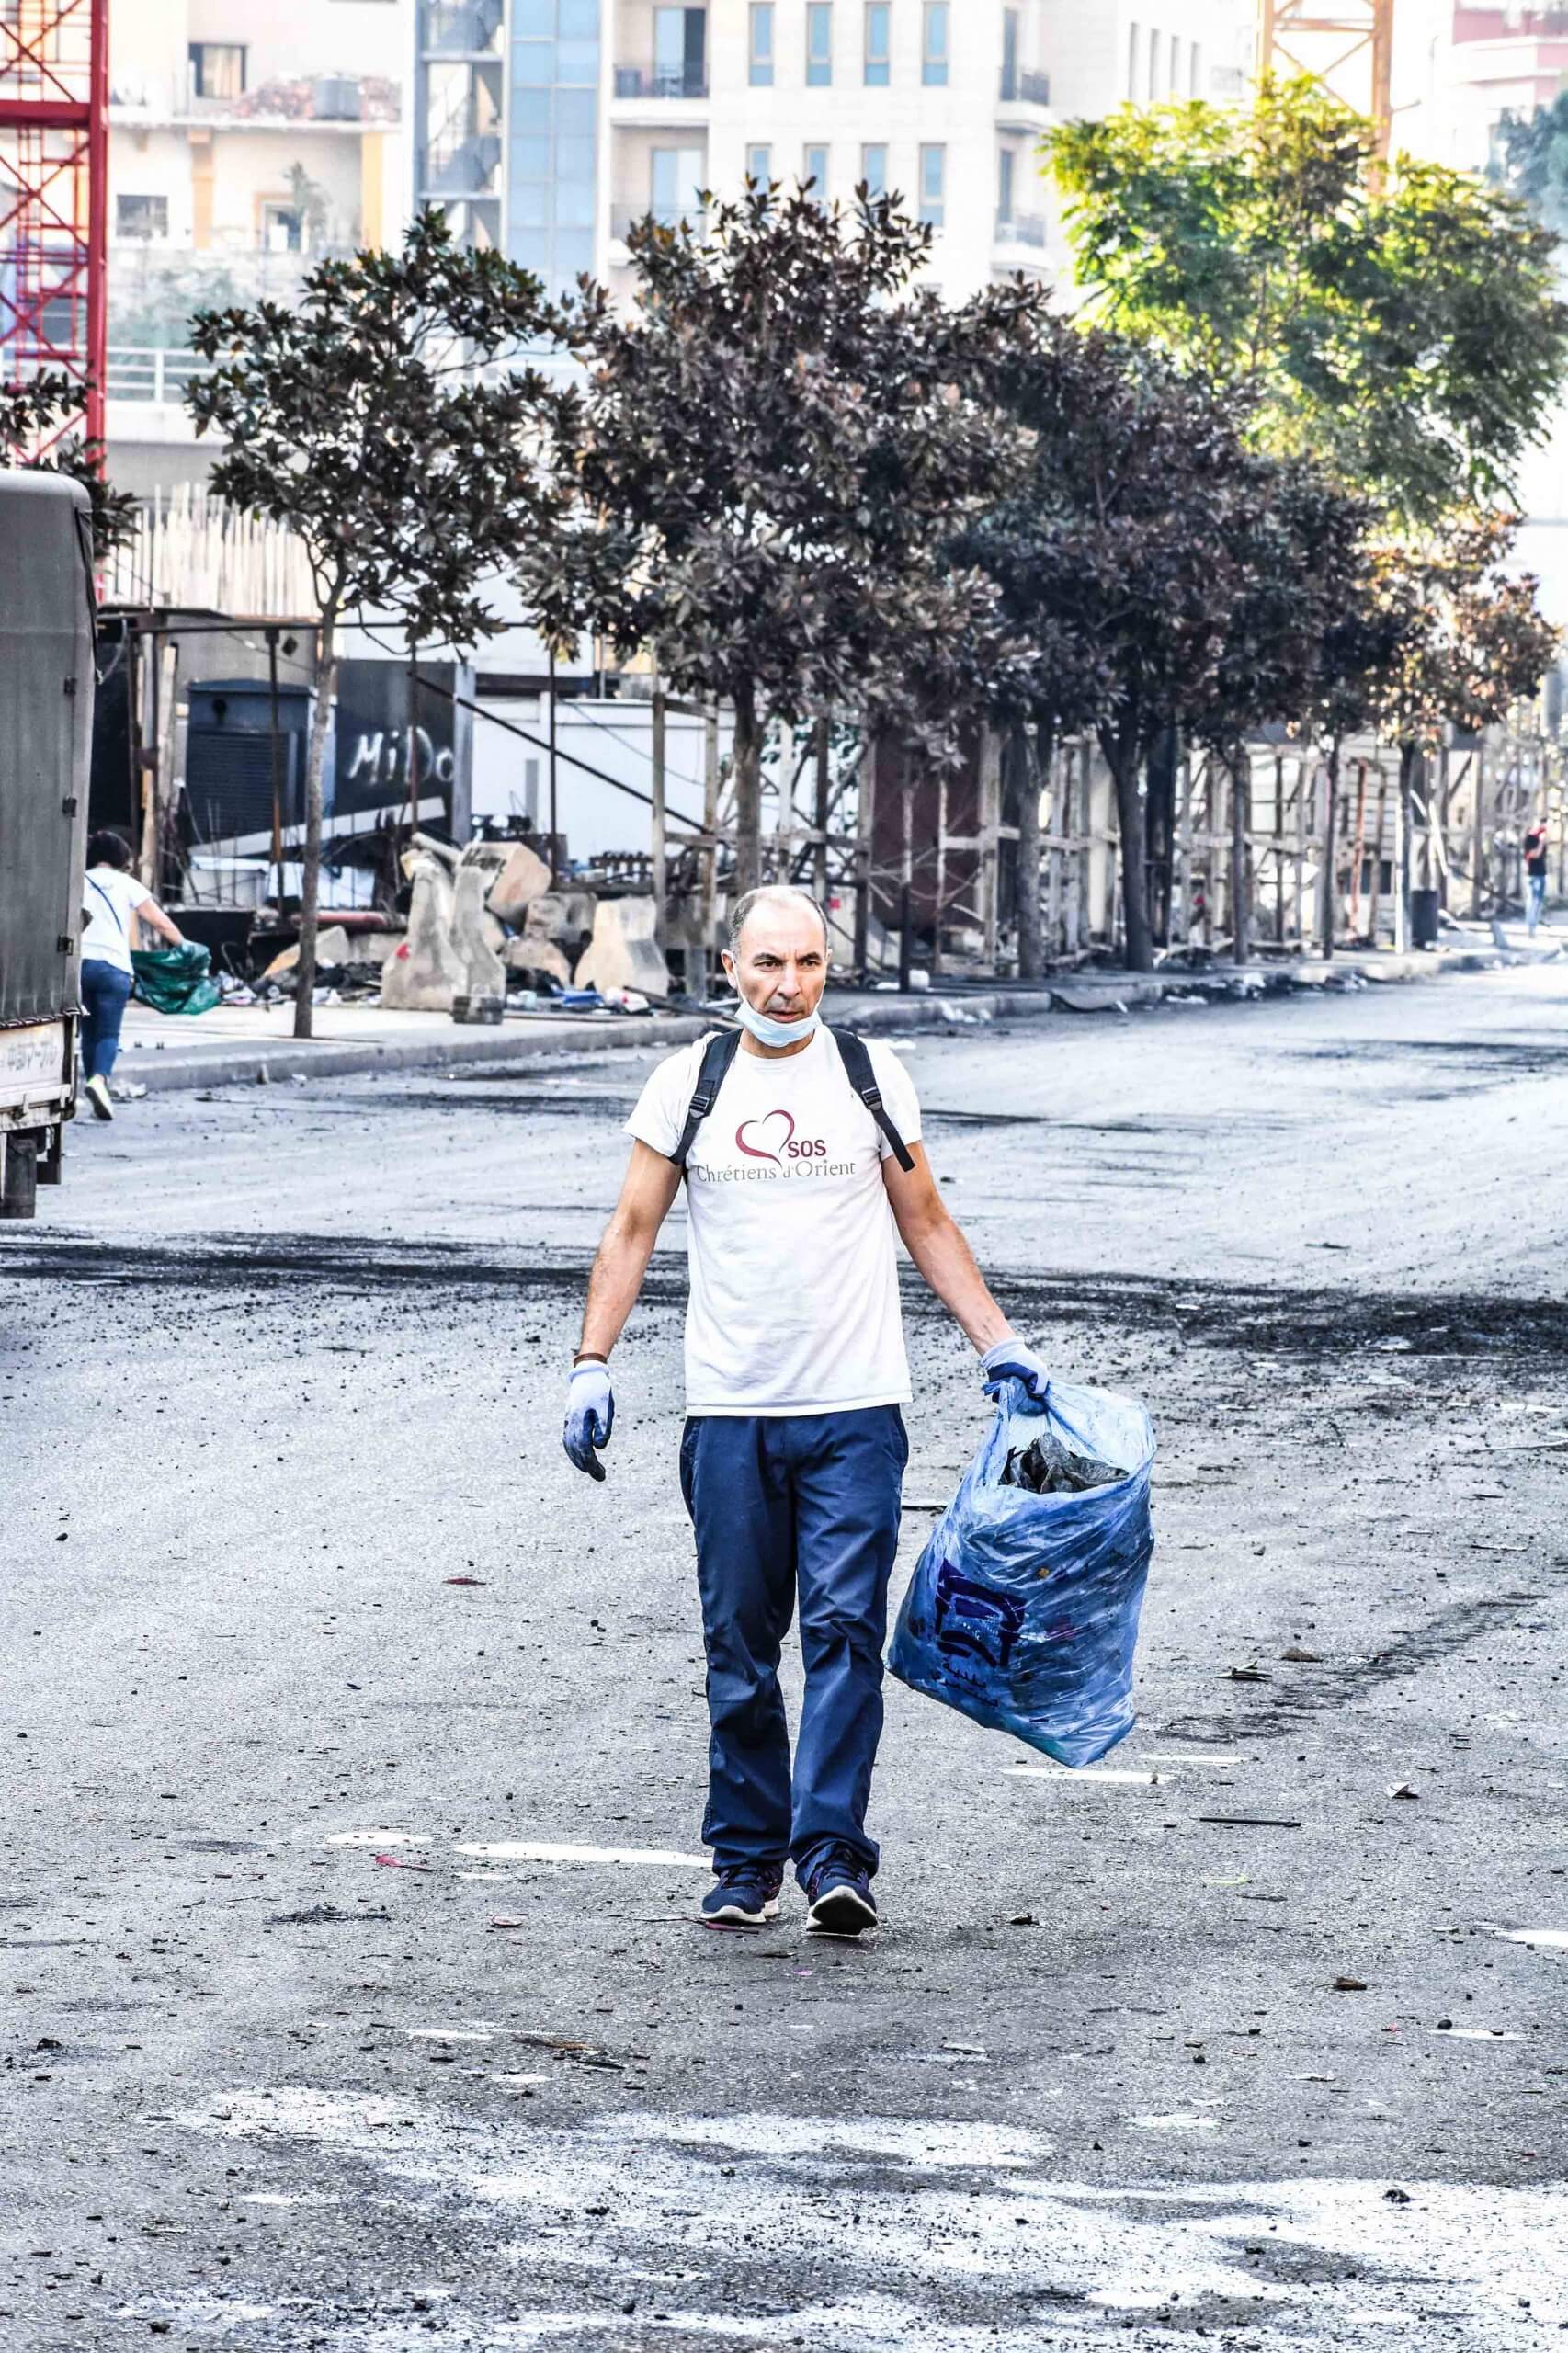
[625, 1027, 924, 1417]
[82, 866, 151, 974]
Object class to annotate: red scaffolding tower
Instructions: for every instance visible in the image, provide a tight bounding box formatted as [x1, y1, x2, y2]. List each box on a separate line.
[0, 0, 108, 451]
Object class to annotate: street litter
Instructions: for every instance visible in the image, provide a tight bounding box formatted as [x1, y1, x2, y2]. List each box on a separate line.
[1223, 1664, 1271, 1682]
[1004, 1765, 1165, 1784]
[444, 1575, 487, 1586]
[324, 1829, 430, 1847]
[1199, 1814, 1301, 1828]
[1387, 1783, 1419, 1800]
[890, 1372, 1154, 1768]
[489, 1915, 528, 1929]
[1280, 1646, 1323, 1664]
[1435, 2026, 1520, 2040]
[1332, 1976, 1369, 1992]
[374, 1853, 433, 1871]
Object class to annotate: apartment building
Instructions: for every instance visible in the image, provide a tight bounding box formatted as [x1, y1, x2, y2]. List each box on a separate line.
[107, 0, 414, 492]
[415, 1, 1255, 313]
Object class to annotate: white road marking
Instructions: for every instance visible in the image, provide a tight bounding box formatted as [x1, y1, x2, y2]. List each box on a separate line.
[1499, 1928, 1568, 1949]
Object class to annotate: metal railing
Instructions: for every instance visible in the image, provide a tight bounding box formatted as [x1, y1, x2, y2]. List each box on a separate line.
[994, 210, 1047, 248]
[610, 204, 707, 243]
[998, 65, 1051, 106]
[105, 347, 211, 404]
[613, 63, 710, 99]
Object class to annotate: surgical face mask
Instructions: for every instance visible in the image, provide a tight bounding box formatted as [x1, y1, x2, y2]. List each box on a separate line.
[735, 999, 822, 1050]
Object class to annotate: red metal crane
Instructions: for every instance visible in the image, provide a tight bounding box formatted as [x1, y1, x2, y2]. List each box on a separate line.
[0, 0, 108, 451]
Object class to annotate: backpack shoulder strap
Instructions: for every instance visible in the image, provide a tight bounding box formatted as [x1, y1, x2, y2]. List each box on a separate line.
[667, 1028, 744, 1173]
[830, 1026, 915, 1171]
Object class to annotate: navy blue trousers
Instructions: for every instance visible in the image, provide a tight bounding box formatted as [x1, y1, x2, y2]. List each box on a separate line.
[80, 959, 133, 1081]
[679, 1405, 908, 1885]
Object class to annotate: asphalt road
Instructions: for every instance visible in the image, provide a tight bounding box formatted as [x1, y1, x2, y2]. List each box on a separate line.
[5, 965, 1568, 2352]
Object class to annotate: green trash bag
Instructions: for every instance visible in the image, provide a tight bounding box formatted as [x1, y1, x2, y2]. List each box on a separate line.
[131, 943, 222, 1017]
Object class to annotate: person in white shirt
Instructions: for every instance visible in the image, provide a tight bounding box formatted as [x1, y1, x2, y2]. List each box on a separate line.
[79, 830, 185, 1120]
[563, 883, 1049, 1935]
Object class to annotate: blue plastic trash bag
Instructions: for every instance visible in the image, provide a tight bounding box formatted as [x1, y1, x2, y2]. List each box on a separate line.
[888, 1374, 1155, 1767]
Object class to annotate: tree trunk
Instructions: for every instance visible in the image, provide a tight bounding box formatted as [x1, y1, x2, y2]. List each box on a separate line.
[733, 684, 763, 897]
[1395, 737, 1415, 953]
[1104, 729, 1153, 973]
[1015, 722, 1045, 980]
[294, 608, 338, 1042]
[1319, 737, 1340, 959]
[1229, 747, 1250, 965]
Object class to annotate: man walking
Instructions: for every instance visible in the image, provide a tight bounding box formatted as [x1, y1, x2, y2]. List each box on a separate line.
[563, 885, 1046, 1934]
[1524, 818, 1549, 936]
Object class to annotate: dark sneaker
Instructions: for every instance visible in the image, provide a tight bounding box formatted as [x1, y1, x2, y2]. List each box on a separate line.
[804, 1846, 878, 1936]
[700, 1864, 784, 1927]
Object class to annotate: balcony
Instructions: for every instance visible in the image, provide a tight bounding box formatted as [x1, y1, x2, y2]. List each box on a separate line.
[610, 204, 707, 243]
[613, 63, 709, 99]
[997, 65, 1051, 108]
[994, 210, 1047, 249]
[106, 347, 212, 405]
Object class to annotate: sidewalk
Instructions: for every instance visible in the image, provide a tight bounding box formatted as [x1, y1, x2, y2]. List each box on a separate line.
[108, 927, 1562, 1097]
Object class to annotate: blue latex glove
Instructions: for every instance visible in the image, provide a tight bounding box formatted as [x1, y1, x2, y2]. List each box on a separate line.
[563, 1360, 615, 1480]
[981, 1337, 1049, 1404]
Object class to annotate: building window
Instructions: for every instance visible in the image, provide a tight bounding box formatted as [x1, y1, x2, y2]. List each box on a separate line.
[116, 193, 168, 241]
[864, 2, 889, 85]
[1190, 41, 1202, 96]
[806, 4, 832, 86]
[746, 142, 772, 184]
[1127, 22, 1139, 100]
[802, 142, 829, 195]
[918, 1, 941, 86]
[1001, 7, 1019, 101]
[261, 200, 304, 253]
[997, 147, 1015, 222]
[188, 41, 245, 99]
[1169, 34, 1181, 94]
[922, 3, 948, 86]
[1147, 28, 1161, 99]
[918, 142, 945, 228]
[651, 142, 705, 225]
[861, 142, 886, 198]
[652, 6, 706, 99]
[749, 3, 773, 85]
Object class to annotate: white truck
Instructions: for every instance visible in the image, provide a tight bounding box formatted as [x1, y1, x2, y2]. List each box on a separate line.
[0, 472, 95, 1218]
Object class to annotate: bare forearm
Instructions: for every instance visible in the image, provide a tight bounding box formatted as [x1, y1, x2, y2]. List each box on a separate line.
[900, 1213, 1015, 1354]
[578, 1221, 659, 1358]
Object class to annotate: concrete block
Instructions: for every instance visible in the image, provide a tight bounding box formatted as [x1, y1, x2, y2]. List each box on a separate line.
[573, 895, 668, 997]
[381, 851, 467, 1011]
[451, 863, 507, 1004]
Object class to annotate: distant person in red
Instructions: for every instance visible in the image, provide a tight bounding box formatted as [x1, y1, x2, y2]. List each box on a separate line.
[1524, 820, 1550, 936]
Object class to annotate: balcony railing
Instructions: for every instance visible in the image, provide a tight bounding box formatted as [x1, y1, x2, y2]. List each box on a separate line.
[998, 65, 1051, 107]
[994, 210, 1047, 248]
[105, 347, 212, 404]
[613, 63, 709, 99]
[610, 205, 711, 247]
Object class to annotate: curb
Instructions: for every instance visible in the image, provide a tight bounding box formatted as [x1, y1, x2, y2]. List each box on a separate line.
[116, 944, 1555, 1098]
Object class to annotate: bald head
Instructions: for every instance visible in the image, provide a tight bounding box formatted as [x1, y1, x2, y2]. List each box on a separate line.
[728, 885, 829, 957]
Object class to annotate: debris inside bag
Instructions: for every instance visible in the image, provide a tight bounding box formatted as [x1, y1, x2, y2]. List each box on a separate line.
[1000, 1432, 1123, 1495]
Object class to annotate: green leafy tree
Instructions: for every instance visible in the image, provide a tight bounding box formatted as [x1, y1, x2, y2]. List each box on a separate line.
[1048, 76, 1568, 526]
[188, 210, 576, 1037]
[1, 372, 137, 561]
[531, 185, 1038, 894]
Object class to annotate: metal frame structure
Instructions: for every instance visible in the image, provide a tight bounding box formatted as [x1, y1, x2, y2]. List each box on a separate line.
[0, 0, 108, 449]
[1258, 0, 1393, 153]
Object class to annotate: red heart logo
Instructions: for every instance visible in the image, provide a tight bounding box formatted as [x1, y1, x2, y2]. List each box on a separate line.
[735, 1108, 795, 1166]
